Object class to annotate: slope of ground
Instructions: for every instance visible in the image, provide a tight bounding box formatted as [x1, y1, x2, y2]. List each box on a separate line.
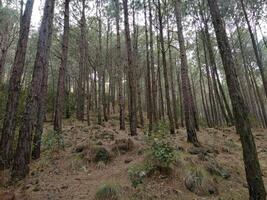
[0, 116, 266, 200]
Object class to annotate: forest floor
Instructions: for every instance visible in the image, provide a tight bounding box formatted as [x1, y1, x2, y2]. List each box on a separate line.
[0, 115, 267, 200]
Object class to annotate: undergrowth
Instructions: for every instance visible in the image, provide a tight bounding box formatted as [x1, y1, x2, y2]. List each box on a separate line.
[42, 129, 64, 152]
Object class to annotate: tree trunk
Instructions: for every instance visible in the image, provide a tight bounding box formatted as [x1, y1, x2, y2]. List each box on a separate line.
[53, 0, 70, 133]
[11, 0, 55, 180]
[157, 34, 164, 120]
[132, 5, 143, 127]
[167, 19, 179, 129]
[240, 0, 267, 98]
[157, 0, 175, 134]
[196, 31, 211, 127]
[144, 0, 152, 131]
[114, 0, 125, 130]
[122, 0, 137, 135]
[174, 0, 199, 145]
[76, 0, 86, 121]
[0, 0, 34, 169]
[0, 48, 7, 83]
[148, 0, 157, 123]
[208, 0, 266, 198]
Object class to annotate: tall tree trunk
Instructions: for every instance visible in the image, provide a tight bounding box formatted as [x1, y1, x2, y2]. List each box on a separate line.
[201, 17, 233, 125]
[53, 0, 70, 132]
[11, 0, 55, 180]
[122, 0, 137, 135]
[174, 0, 199, 145]
[0, 48, 7, 83]
[196, 31, 211, 127]
[132, 5, 143, 127]
[240, 0, 267, 98]
[157, 0, 175, 134]
[157, 34, 164, 120]
[0, 0, 34, 169]
[76, 0, 86, 121]
[236, 20, 260, 124]
[144, 0, 152, 131]
[167, 19, 179, 129]
[103, 17, 110, 122]
[97, 0, 103, 125]
[65, 74, 71, 118]
[148, 0, 157, 123]
[208, 0, 266, 198]
[177, 69, 184, 127]
[114, 0, 125, 130]
[248, 61, 267, 128]
[202, 33, 217, 126]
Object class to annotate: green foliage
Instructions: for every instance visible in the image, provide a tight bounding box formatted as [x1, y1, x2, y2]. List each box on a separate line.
[145, 121, 177, 168]
[224, 139, 239, 150]
[144, 121, 169, 140]
[128, 163, 153, 188]
[94, 147, 110, 163]
[150, 140, 176, 168]
[95, 183, 120, 200]
[42, 129, 64, 151]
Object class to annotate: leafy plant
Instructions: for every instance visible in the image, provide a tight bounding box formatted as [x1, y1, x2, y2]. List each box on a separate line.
[150, 140, 175, 168]
[95, 183, 120, 200]
[128, 163, 153, 188]
[42, 129, 64, 151]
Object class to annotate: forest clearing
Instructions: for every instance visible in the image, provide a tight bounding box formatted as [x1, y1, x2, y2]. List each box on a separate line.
[0, 0, 267, 199]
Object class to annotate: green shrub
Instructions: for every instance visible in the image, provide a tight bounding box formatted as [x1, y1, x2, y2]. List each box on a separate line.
[42, 129, 64, 151]
[145, 121, 169, 139]
[95, 183, 120, 200]
[128, 163, 153, 188]
[150, 140, 176, 168]
[93, 147, 110, 163]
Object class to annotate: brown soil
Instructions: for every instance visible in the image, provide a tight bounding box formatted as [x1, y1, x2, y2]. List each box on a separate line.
[0, 116, 266, 200]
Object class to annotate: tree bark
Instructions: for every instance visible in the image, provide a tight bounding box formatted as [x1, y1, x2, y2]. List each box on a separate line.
[148, 0, 157, 123]
[208, 0, 266, 198]
[240, 0, 267, 99]
[144, 0, 152, 131]
[0, 0, 34, 169]
[157, 0, 175, 134]
[53, 0, 70, 132]
[174, 0, 199, 145]
[11, 0, 55, 180]
[167, 20, 179, 129]
[122, 0, 137, 135]
[76, 0, 86, 121]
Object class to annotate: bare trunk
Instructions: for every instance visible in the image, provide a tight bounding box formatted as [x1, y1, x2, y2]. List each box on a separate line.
[240, 0, 267, 98]
[208, 0, 266, 198]
[0, 0, 34, 169]
[53, 0, 70, 132]
[12, 0, 55, 180]
[148, 0, 157, 123]
[114, 0, 125, 130]
[76, 0, 86, 121]
[144, 0, 152, 131]
[174, 0, 199, 145]
[157, 0, 175, 134]
[122, 0, 137, 135]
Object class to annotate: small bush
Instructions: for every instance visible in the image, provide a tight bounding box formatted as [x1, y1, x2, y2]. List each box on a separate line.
[95, 183, 120, 200]
[224, 139, 239, 150]
[42, 129, 64, 151]
[185, 167, 218, 196]
[145, 121, 169, 139]
[94, 147, 110, 163]
[128, 163, 153, 188]
[150, 140, 176, 168]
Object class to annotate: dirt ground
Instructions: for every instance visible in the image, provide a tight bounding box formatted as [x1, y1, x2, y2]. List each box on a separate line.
[0, 116, 266, 200]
